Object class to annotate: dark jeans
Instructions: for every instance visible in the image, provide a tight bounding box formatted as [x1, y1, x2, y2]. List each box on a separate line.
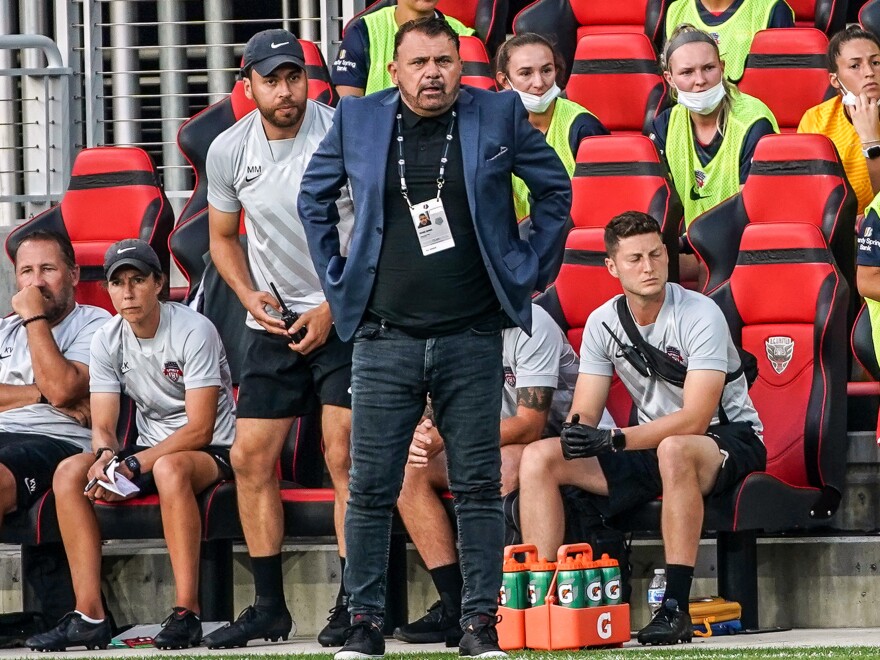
[344, 320, 504, 626]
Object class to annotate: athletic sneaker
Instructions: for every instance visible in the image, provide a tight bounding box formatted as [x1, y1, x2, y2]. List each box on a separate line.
[637, 598, 693, 645]
[203, 598, 293, 649]
[26, 612, 112, 651]
[393, 594, 461, 645]
[153, 607, 202, 649]
[458, 614, 507, 658]
[318, 600, 350, 647]
[335, 614, 385, 659]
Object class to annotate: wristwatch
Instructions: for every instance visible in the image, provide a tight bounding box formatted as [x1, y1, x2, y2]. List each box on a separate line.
[863, 144, 880, 159]
[123, 455, 141, 479]
[611, 428, 627, 452]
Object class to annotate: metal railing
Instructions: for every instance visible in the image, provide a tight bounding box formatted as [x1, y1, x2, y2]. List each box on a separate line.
[0, 34, 73, 225]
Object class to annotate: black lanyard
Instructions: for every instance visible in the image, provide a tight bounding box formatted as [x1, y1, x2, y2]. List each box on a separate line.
[395, 110, 457, 207]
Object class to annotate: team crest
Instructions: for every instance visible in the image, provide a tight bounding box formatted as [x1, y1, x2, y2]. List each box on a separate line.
[709, 32, 720, 44]
[504, 366, 516, 388]
[765, 336, 794, 374]
[665, 345, 684, 363]
[163, 361, 183, 383]
[694, 169, 707, 189]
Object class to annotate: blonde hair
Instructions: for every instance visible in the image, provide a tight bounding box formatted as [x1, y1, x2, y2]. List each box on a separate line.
[662, 23, 738, 133]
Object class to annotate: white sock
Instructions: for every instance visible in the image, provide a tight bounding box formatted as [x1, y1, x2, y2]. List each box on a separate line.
[74, 610, 104, 625]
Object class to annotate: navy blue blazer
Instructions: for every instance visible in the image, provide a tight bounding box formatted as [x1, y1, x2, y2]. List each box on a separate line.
[297, 85, 572, 341]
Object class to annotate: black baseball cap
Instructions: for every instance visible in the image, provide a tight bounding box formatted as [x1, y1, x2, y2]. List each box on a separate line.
[104, 239, 162, 280]
[242, 29, 306, 77]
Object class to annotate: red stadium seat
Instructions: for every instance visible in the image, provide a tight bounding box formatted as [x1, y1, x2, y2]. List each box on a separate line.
[533, 228, 634, 426]
[688, 133, 857, 298]
[738, 29, 831, 133]
[572, 135, 682, 279]
[565, 33, 668, 135]
[861, 0, 880, 40]
[345, 0, 507, 56]
[459, 35, 495, 90]
[4, 147, 174, 314]
[788, 0, 847, 34]
[513, 0, 669, 83]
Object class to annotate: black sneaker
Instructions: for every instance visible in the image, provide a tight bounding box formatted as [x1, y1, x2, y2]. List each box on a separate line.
[203, 598, 293, 649]
[393, 594, 462, 646]
[637, 598, 693, 645]
[153, 607, 202, 649]
[317, 600, 349, 647]
[459, 614, 507, 658]
[26, 612, 112, 652]
[334, 614, 385, 659]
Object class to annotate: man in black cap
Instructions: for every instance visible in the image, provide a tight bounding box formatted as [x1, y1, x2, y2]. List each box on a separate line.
[204, 28, 356, 648]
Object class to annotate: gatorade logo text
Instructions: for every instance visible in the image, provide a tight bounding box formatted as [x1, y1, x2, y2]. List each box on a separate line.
[588, 580, 602, 603]
[597, 611, 612, 640]
[605, 578, 620, 601]
[559, 584, 573, 605]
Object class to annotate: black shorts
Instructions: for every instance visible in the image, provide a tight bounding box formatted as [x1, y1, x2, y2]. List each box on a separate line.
[0, 432, 82, 510]
[119, 445, 234, 496]
[236, 326, 353, 419]
[597, 422, 767, 517]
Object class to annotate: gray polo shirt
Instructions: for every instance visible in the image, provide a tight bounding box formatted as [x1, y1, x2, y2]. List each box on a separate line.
[90, 302, 236, 447]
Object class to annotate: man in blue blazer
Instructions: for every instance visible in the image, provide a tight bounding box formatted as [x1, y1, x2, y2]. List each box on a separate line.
[299, 17, 570, 659]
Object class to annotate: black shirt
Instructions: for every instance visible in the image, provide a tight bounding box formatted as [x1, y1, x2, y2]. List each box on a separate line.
[368, 101, 500, 337]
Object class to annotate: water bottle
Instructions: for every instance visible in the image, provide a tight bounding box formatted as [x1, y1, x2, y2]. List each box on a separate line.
[647, 568, 666, 615]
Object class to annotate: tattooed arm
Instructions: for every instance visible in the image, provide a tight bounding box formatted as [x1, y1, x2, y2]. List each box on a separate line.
[499, 386, 554, 446]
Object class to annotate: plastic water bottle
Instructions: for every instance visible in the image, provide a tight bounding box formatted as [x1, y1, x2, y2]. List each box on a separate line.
[647, 568, 666, 615]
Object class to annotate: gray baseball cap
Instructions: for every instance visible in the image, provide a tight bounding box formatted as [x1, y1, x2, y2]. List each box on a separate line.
[104, 239, 162, 280]
[242, 29, 306, 77]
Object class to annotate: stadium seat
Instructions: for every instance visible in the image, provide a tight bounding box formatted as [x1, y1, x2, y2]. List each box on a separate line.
[788, 0, 848, 34]
[513, 0, 669, 83]
[738, 28, 831, 133]
[862, 0, 880, 39]
[614, 223, 849, 627]
[565, 33, 668, 135]
[533, 228, 634, 426]
[4, 147, 175, 314]
[688, 133, 857, 298]
[345, 0, 508, 56]
[571, 135, 682, 280]
[460, 35, 496, 90]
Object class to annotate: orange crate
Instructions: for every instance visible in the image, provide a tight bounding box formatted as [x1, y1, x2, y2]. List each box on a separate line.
[525, 602, 630, 650]
[497, 606, 527, 650]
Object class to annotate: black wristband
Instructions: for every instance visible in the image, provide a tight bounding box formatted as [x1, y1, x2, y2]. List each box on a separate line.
[22, 315, 48, 327]
[94, 447, 115, 461]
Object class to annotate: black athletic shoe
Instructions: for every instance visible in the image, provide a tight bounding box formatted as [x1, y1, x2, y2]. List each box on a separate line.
[203, 598, 293, 649]
[458, 614, 507, 658]
[637, 599, 693, 646]
[318, 600, 349, 647]
[153, 607, 202, 649]
[393, 594, 462, 646]
[26, 612, 112, 652]
[334, 614, 385, 659]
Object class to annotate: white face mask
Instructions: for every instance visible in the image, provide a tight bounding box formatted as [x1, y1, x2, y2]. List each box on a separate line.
[674, 80, 726, 115]
[512, 83, 561, 114]
[838, 80, 857, 107]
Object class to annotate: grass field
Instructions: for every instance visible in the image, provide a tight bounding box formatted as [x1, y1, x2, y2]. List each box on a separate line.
[56, 649, 880, 660]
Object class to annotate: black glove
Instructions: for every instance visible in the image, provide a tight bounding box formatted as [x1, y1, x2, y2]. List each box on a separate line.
[560, 414, 614, 460]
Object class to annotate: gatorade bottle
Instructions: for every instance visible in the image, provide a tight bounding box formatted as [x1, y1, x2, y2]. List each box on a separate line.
[648, 568, 666, 614]
[583, 560, 603, 608]
[555, 555, 585, 608]
[499, 556, 529, 609]
[527, 559, 556, 607]
[596, 553, 622, 605]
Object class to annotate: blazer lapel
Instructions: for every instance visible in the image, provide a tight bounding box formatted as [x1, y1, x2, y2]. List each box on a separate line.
[457, 88, 479, 222]
[369, 90, 401, 216]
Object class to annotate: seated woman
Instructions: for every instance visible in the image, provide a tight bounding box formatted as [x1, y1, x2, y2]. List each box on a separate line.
[27, 239, 236, 652]
[799, 25, 880, 215]
[651, 23, 778, 230]
[494, 32, 609, 228]
[664, 0, 794, 82]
